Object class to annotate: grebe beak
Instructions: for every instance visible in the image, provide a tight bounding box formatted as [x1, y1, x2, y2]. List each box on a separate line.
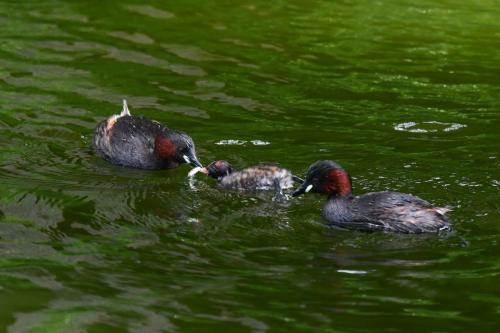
[183, 154, 203, 168]
[292, 182, 313, 197]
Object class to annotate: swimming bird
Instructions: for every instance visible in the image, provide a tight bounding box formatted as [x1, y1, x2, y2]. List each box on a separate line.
[293, 160, 452, 233]
[93, 100, 202, 170]
[190, 160, 303, 201]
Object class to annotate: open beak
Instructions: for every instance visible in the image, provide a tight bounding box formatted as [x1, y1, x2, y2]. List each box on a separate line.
[292, 181, 313, 197]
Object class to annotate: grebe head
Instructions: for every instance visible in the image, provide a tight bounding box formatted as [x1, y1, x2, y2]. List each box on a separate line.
[204, 160, 233, 180]
[292, 160, 352, 197]
[155, 131, 202, 168]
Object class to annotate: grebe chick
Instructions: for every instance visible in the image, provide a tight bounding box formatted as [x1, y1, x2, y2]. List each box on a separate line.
[190, 160, 303, 201]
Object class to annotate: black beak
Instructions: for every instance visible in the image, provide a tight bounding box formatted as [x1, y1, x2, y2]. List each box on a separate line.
[292, 181, 312, 197]
[183, 153, 203, 168]
[188, 155, 203, 168]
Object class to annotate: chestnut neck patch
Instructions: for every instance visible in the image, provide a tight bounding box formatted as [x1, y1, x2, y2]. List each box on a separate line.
[324, 169, 352, 196]
[154, 135, 176, 159]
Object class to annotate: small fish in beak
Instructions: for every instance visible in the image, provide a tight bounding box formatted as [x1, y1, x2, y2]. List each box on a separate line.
[188, 166, 208, 177]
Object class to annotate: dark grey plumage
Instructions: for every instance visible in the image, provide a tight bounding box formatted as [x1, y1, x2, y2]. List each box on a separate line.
[323, 192, 451, 233]
[293, 160, 452, 234]
[93, 100, 201, 169]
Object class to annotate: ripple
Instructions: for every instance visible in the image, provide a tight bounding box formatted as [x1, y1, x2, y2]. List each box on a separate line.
[394, 121, 467, 133]
[108, 31, 154, 45]
[162, 44, 233, 62]
[32, 41, 206, 77]
[195, 80, 225, 89]
[106, 48, 206, 77]
[337, 269, 369, 275]
[158, 85, 281, 113]
[125, 5, 174, 19]
[28, 7, 88, 23]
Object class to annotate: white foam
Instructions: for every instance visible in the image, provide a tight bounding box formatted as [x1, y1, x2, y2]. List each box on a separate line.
[215, 139, 246, 145]
[215, 139, 270, 146]
[250, 140, 270, 145]
[394, 121, 466, 133]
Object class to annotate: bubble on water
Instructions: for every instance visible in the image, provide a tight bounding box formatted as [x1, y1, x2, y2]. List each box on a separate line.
[394, 121, 467, 133]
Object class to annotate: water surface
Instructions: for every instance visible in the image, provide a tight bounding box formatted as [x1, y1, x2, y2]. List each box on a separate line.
[1, 1, 499, 332]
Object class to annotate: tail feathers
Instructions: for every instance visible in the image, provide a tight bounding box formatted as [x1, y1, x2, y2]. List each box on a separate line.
[120, 99, 131, 116]
[435, 206, 453, 215]
[292, 175, 304, 184]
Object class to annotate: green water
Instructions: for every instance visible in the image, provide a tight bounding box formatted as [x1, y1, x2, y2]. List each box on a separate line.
[1, 0, 499, 332]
